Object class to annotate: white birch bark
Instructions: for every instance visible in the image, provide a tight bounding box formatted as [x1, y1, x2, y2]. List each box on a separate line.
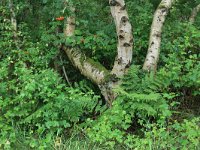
[143, 0, 173, 72]
[189, 4, 200, 24]
[110, 0, 133, 77]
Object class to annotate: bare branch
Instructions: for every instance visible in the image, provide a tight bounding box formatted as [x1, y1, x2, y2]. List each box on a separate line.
[59, 56, 72, 87]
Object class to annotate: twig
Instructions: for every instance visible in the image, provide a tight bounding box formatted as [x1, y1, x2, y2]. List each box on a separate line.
[59, 55, 72, 87]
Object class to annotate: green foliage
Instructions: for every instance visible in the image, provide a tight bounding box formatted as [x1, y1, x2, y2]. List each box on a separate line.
[159, 22, 200, 97]
[85, 65, 199, 149]
[85, 66, 171, 147]
[123, 118, 200, 150]
[65, 30, 117, 68]
[0, 0, 200, 149]
[0, 4, 99, 149]
[127, 0, 154, 64]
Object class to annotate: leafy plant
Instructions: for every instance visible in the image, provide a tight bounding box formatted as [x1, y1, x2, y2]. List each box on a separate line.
[85, 66, 172, 147]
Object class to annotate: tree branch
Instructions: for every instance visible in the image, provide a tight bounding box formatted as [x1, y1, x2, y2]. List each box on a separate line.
[59, 55, 72, 87]
[63, 46, 110, 85]
[62, 6, 110, 85]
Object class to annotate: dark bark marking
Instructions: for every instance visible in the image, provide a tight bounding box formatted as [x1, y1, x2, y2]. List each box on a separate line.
[121, 16, 128, 24]
[109, 0, 119, 6]
[119, 35, 124, 39]
[120, 4, 126, 10]
[117, 57, 123, 64]
[129, 38, 133, 43]
[123, 42, 130, 47]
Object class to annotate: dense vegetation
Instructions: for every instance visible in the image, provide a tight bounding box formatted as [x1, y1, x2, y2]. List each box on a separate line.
[0, 0, 200, 149]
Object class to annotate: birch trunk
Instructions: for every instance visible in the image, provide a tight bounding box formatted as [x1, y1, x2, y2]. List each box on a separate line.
[189, 4, 200, 24]
[9, 0, 17, 31]
[9, 0, 19, 50]
[64, 7, 75, 36]
[110, 0, 133, 77]
[143, 0, 173, 72]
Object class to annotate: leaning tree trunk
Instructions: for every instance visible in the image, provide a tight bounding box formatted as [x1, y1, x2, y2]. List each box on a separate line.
[63, 11, 109, 86]
[62, 0, 133, 106]
[143, 0, 173, 72]
[189, 4, 200, 24]
[62, 5, 113, 106]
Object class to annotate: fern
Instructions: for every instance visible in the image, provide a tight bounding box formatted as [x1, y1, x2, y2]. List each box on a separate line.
[86, 65, 173, 147]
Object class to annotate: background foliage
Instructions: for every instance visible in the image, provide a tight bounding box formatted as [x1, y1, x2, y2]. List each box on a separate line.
[0, 0, 200, 149]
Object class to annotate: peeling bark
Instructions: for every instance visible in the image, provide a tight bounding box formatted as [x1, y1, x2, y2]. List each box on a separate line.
[143, 0, 173, 72]
[110, 0, 133, 77]
[189, 4, 200, 24]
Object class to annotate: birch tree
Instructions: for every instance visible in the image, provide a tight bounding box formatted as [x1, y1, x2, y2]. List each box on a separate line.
[63, 0, 133, 106]
[143, 0, 173, 72]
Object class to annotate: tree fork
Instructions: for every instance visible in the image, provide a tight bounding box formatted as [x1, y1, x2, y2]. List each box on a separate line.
[63, 0, 133, 106]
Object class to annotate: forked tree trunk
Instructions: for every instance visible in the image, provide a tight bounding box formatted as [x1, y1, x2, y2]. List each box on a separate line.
[189, 4, 200, 23]
[62, 0, 133, 106]
[143, 0, 173, 72]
